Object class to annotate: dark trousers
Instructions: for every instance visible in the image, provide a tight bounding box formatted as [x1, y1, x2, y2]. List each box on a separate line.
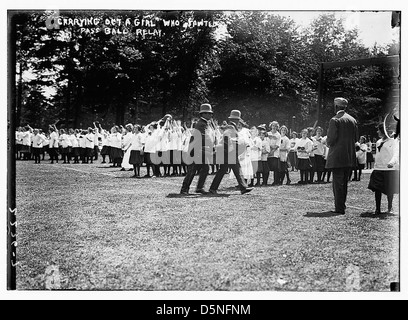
[332, 167, 352, 213]
[181, 163, 210, 192]
[210, 163, 248, 192]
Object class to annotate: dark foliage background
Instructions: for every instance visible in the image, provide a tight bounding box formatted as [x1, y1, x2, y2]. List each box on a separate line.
[12, 10, 400, 138]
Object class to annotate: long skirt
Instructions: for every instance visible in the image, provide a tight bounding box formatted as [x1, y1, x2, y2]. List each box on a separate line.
[71, 147, 80, 157]
[297, 158, 312, 171]
[368, 170, 399, 195]
[32, 147, 42, 157]
[129, 150, 143, 165]
[100, 145, 110, 156]
[110, 147, 123, 162]
[239, 154, 253, 180]
[86, 147, 94, 157]
[267, 157, 280, 171]
[61, 147, 72, 155]
[314, 154, 325, 172]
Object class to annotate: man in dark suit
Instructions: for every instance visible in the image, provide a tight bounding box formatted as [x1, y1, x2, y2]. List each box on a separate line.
[325, 97, 359, 214]
[208, 110, 254, 195]
[180, 103, 215, 195]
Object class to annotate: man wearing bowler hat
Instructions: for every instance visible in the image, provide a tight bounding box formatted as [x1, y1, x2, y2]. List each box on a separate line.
[325, 97, 359, 214]
[208, 110, 254, 195]
[180, 103, 215, 195]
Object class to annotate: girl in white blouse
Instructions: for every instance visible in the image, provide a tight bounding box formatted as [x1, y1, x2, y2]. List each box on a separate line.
[69, 129, 80, 164]
[267, 121, 281, 186]
[128, 125, 144, 177]
[59, 129, 72, 163]
[312, 126, 326, 183]
[279, 125, 291, 185]
[260, 130, 271, 186]
[85, 128, 95, 164]
[368, 124, 399, 214]
[294, 129, 312, 184]
[109, 126, 123, 167]
[31, 129, 45, 164]
[121, 124, 134, 171]
[249, 126, 262, 187]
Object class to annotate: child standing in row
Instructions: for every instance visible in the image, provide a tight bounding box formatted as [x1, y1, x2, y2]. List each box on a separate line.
[267, 121, 281, 185]
[312, 126, 326, 183]
[295, 128, 312, 184]
[279, 125, 291, 185]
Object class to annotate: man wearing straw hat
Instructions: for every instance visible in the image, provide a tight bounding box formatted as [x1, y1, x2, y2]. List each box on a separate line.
[208, 110, 254, 195]
[180, 103, 215, 195]
[325, 97, 359, 214]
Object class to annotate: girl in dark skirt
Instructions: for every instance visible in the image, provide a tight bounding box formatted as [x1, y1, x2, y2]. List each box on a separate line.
[100, 129, 110, 164]
[129, 125, 144, 177]
[307, 127, 316, 183]
[260, 130, 271, 186]
[59, 129, 72, 163]
[368, 125, 399, 214]
[249, 126, 263, 187]
[288, 131, 298, 171]
[279, 125, 291, 185]
[69, 129, 80, 163]
[267, 121, 281, 185]
[295, 129, 312, 184]
[109, 126, 123, 167]
[312, 127, 326, 183]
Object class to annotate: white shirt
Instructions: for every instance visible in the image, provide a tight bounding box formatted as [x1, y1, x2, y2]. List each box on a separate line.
[85, 133, 94, 149]
[32, 134, 45, 148]
[374, 138, 399, 170]
[93, 131, 101, 147]
[16, 131, 24, 144]
[49, 131, 59, 148]
[22, 131, 31, 146]
[267, 131, 281, 158]
[78, 134, 86, 148]
[60, 133, 72, 148]
[356, 142, 367, 164]
[69, 134, 79, 148]
[312, 135, 325, 156]
[279, 135, 291, 161]
[122, 132, 133, 150]
[250, 136, 262, 161]
[289, 137, 299, 152]
[294, 138, 312, 159]
[130, 133, 144, 151]
[110, 133, 122, 149]
[144, 131, 159, 153]
[261, 138, 271, 161]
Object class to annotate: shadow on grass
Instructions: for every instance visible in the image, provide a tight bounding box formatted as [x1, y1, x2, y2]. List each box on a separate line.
[360, 211, 397, 220]
[304, 211, 345, 218]
[166, 193, 230, 198]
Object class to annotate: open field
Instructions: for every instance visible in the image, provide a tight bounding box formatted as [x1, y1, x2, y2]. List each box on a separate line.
[15, 159, 399, 291]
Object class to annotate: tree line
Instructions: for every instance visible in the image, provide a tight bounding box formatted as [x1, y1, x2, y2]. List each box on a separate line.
[12, 10, 399, 138]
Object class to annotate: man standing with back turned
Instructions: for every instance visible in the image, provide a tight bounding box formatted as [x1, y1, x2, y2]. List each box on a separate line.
[325, 97, 359, 214]
[180, 103, 215, 195]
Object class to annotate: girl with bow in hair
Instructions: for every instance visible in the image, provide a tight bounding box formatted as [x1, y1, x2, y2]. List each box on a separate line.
[367, 123, 399, 214]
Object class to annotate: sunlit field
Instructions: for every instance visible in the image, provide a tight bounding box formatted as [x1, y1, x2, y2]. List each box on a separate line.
[15, 159, 399, 291]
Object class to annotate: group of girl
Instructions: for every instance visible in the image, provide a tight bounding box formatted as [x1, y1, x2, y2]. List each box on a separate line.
[15, 118, 377, 187]
[236, 123, 332, 188]
[16, 124, 102, 164]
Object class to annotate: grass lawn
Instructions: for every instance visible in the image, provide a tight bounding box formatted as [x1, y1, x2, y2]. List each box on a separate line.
[15, 158, 400, 292]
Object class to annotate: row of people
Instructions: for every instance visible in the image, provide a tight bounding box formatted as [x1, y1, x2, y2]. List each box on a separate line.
[15, 116, 375, 188]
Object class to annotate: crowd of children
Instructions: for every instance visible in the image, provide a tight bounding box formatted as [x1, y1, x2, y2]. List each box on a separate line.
[15, 117, 380, 187]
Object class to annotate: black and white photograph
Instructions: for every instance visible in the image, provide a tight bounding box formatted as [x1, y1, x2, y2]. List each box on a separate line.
[3, 0, 407, 301]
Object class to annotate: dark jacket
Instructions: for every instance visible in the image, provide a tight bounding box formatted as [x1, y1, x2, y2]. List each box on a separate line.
[325, 111, 359, 169]
[188, 117, 215, 163]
